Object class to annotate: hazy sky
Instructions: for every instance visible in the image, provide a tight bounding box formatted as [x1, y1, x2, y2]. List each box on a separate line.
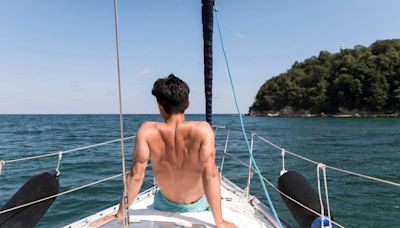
[1, 0, 400, 114]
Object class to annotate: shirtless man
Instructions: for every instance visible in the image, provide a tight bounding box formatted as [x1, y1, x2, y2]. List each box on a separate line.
[90, 74, 235, 228]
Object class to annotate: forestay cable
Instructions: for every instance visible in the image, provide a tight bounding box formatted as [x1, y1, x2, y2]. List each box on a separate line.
[214, 6, 283, 228]
[112, 0, 129, 226]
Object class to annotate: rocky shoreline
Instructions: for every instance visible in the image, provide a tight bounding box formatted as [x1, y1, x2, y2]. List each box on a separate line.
[248, 107, 400, 118]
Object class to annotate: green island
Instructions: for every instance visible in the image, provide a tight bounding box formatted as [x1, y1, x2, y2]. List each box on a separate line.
[249, 39, 400, 117]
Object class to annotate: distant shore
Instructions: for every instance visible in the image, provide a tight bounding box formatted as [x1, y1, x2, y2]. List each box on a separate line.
[248, 109, 400, 118]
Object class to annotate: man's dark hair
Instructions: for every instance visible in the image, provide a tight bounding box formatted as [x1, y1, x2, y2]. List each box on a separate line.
[152, 74, 190, 114]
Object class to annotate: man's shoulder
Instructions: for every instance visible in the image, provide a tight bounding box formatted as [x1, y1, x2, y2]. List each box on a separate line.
[185, 121, 213, 137]
[140, 121, 158, 128]
[186, 121, 211, 129]
[138, 121, 158, 130]
[137, 122, 158, 137]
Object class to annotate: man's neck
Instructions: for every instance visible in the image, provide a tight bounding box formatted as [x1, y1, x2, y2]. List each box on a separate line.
[164, 113, 185, 124]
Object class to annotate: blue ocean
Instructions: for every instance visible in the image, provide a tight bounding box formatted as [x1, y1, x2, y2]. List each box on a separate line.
[0, 115, 399, 227]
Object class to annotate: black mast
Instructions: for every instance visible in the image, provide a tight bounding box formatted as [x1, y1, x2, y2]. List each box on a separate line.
[202, 0, 214, 125]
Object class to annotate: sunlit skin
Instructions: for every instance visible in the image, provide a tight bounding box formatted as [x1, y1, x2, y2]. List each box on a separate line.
[89, 103, 236, 228]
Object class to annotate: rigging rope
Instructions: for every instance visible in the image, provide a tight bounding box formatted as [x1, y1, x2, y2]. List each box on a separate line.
[261, 175, 343, 228]
[257, 135, 400, 187]
[55, 151, 63, 176]
[213, 6, 283, 228]
[0, 174, 122, 215]
[219, 129, 230, 176]
[217, 137, 343, 227]
[112, 0, 129, 226]
[0, 136, 135, 175]
[0, 160, 4, 175]
[317, 163, 331, 228]
[280, 149, 287, 176]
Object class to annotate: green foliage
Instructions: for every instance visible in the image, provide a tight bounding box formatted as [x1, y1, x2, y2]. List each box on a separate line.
[250, 39, 400, 114]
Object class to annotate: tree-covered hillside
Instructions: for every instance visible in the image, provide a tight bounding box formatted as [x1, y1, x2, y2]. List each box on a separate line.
[250, 39, 400, 116]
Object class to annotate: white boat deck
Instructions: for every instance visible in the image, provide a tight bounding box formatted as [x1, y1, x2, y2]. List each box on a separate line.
[65, 176, 286, 228]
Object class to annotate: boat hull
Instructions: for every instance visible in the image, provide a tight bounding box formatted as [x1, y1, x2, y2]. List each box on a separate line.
[64, 176, 288, 228]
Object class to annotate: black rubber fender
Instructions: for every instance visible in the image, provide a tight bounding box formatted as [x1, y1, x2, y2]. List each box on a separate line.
[0, 171, 60, 228]
[278, 171, 330, 228]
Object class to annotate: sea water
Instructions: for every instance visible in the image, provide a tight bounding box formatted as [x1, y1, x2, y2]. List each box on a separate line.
[0, 115, 399, 227]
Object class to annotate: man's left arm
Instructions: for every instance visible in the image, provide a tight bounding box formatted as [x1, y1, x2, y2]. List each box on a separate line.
[89, 124, 150, 227]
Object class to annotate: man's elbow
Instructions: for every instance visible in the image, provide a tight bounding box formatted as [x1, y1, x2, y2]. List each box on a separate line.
[203, 169, 220, 184]
[128, 171, 145, 183]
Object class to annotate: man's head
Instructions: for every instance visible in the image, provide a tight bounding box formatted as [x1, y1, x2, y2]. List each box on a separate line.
[152, 74, 190, 116]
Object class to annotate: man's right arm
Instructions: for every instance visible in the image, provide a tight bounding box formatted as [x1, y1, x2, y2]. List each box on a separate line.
[199, 123, 236, 228]
[88, 123, 150, 228]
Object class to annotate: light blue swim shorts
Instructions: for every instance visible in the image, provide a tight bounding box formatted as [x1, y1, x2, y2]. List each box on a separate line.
[153, 189, 210, 212]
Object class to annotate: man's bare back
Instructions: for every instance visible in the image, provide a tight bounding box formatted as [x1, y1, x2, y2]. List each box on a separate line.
[89, 74, 235, 228]
[144, 120, 211, 204]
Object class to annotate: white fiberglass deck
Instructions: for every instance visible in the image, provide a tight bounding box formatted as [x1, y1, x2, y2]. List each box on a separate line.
[65, 177, 285, 228]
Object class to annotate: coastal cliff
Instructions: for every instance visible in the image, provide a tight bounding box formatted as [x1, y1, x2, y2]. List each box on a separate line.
[249, 39, 400, 117]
